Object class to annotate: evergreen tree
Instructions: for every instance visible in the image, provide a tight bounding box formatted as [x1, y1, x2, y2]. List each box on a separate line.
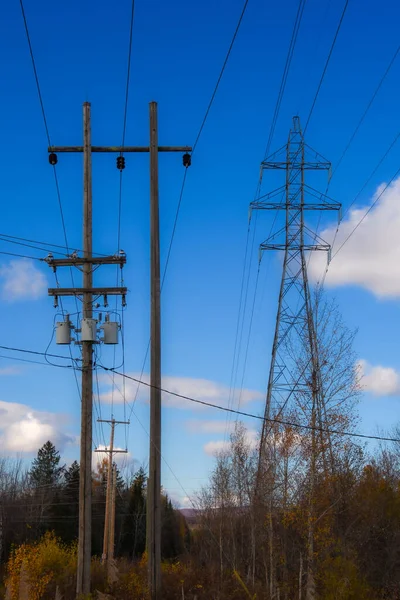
[120, 467, 147, 558]
[161, 495, 185, 559]
[56, 461, 80, 542]
[29, 441, 64, 488]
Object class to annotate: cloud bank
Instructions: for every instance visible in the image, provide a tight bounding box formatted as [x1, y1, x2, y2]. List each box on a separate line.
[0, 259, 47, 301]
[0, 399, 74, 453]
[100, 373, 263, 411]
[309, 177, 400, 298]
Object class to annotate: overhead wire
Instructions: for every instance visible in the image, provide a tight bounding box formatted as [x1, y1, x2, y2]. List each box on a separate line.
[0, 233, 107, 256]
[318, 129, 400, 287]
[332, 42, 400, 178]
[224, 0, 308, 442]
[126, 0, 251, 421]
[0, 250, 44, 262]
[105, 368, 400, 444]
[263, 0, 307, 160]
[19, 0, 86, 443]
[303, 0, 350, 135]
[305, 40, 400, 278]
[191, 0, 249, 153]
[107, 0, 136, 448]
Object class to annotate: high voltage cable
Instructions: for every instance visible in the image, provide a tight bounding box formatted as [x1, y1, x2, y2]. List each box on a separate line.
[192, 0, 249, 153]
[109, 0, 136, 442]
[0, 233, 108, 256]
[0, 344, 81, 362]
[309, 41, 400, 255]
[19, 0, 70, 256]
[0, 236, 70, 257]
[0, 250, 43, 262]
[332, 42, 400, 178]
[304, 0, 350, 134]
[318, 130, 400, 287]
[127, 2, 250, 418]
[104, 369, 400, 444]
[235, 264, 260, 415]
[332, 165, 400, 259]
[19, 0, 85, 441]
[0, 353, 73, 368]
[263, 0, 307, 159]
[225, 0, 310, 437]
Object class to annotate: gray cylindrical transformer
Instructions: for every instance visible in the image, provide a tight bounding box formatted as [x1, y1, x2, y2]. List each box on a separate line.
[56, 321, 71, 345]
[81, 318, 97, 342]
[103, 321, 119, 345]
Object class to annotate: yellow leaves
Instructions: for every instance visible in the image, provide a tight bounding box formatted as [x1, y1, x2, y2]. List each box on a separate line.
[6, 532, 77, 600]
[232, 569, 255, 599]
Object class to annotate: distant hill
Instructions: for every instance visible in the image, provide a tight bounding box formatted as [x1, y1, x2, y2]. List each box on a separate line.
[179, 508, 200, 528]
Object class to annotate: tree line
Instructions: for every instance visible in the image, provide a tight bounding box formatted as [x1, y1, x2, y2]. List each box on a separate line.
[0, 442, 188, 566]
[2, 295, 400, 598]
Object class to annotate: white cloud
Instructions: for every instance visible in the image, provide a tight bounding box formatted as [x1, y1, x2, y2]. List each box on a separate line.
[0, 400, 73, 453]
[358, 359, 400, 396]
[93, 445, 133, 470]
[204, 428, 258, 457]
[204, 440, 231, 456]
[186, 419, 233, 434]
[0, 366, 21, 376]
[0, 259, 47, 301]
[100, 373, 263, 411]
[180, 496, 194, 508]
[309, 177, 400, 298]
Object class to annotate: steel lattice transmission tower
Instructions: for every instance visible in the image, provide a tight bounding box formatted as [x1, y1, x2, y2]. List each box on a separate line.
[250, 116, 341, 461]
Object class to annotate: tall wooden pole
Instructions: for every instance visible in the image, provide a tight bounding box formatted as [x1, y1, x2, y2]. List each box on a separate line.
[147, 100, 162, 599]
[102, 419, 115, 563]
[109, 464, 117, 561]
[77, 101, 93, 597]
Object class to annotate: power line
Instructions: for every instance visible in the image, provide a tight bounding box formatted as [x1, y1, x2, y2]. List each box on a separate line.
[304, 0, 350, 134]
[263, 0, 307, 159]
[318, 131, 400, 287]
[192, 0, 249, 153]
[0, 353, 74, 368]
[309, 41, 400, 254]
[0, 233, 108, 256]
[0, 250, 44, 262]
[0, 236, 69, 257]
[121, 0, 135, 152]
[126, 1, 251, 418]
[332, 42, 400, 178]
[19, 0, 51, 145]
[19, 0, 84, 438]
[227, 0, 308, 439]
[0, 344, 81, 363]
[104, 368, 400, 444]
[332, 165, 400, 259]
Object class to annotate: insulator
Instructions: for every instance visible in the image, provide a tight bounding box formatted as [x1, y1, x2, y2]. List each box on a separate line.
[183, 153, 191, 168]
[103, 294, 108, 308]
[53, 296, 59, 308]
[117, 156, 125, 171]
[122, 294, 127, 308]
[49, 153, 58, 166]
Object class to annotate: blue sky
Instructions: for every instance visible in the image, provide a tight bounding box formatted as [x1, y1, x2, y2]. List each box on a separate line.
[1, 0, 400, 505]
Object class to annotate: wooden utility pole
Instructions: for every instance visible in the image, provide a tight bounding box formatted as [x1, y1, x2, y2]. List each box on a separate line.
[102, 419, 114, 562]
[148, 101, 162, 598]
[95, 418, 128, 569]
[79, 101, 93, 596]
[146, 101, 192, 600]
[45, 102, 128, 597]
[110, 464, 117, 560]
[46, 101, 191, 599]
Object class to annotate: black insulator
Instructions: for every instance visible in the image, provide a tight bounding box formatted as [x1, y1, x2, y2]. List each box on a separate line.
[183, 153, 191, 168]
[49, 152, 58, 166]
[117, 155, 126, 171]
